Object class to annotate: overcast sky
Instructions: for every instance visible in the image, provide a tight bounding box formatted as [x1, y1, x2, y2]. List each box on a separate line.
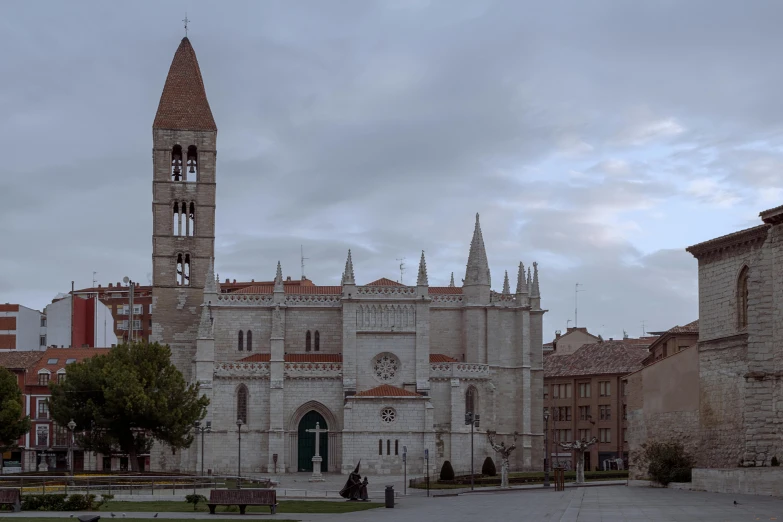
[2, 0, 781, 341]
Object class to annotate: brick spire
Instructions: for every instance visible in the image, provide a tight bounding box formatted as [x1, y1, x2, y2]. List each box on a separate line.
[417, 250, 429, 286]
[464, 213, 491, 287]
[153, 37, 217, 131]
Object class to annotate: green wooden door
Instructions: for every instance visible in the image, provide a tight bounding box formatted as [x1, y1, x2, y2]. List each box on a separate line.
[297, 411, 328, 472]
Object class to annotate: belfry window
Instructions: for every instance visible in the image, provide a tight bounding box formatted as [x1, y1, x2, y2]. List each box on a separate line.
[306, 330, 311, 352]
[188, 202, 195, 236]
[173, 202, 180, 235]
[738, 266, 749, 329]
[171, 145, 183, 181]
[186, 145, 198, 182]
[246, 330, 252, 352]
[176, 253, 190, 286]
[237, 385, 248, 424]
[314, 331, 320, 352]
[238, 330, 244, 351]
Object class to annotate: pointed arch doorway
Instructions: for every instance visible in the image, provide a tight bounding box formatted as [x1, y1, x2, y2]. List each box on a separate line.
[297, 411, 328, 472]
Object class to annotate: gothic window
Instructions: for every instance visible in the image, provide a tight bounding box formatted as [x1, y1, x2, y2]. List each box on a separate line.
[188, 202, 195, 236]
[306, 330, 311, 352]
[466, 386, 478, 416]
[236, 385, 248, 424]
[171, 145, 183, 181]
[186, 145, 198, 182]
[738, 266, 749, 329]
[387, 439, 391, 455]
[246, 330, 252, 352]
[238, 330, 244, 351]
[314, 330, 320, 351]
[176, 253, 191, 286]
[378, 439, 383, 455]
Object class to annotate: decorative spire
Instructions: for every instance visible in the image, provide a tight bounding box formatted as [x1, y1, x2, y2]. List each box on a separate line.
[502, 270, 510, 295]
[342, 249, 355, 285]
[449, 272, 455, 287]
[516, 262, 528, 294]
[204, 257, 216, 293]
[464, 213, 491, 286]
[527, 267, 532, 288]
[274, 261, 283, 292]
[417, 251, 429, 286]
[531, 261, 540, 297]
[198, 302, 213, 339]
[153, 37, 217, 131]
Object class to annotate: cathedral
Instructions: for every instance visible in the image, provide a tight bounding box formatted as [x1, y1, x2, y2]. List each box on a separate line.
[150, 37, 544, 476]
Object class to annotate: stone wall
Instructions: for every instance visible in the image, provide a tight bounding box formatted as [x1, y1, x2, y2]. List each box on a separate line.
[429, 309, 464, 360]
[214, 308, 272, 358]
[692, 468, 783, 496]
[284, 309, 343, 353]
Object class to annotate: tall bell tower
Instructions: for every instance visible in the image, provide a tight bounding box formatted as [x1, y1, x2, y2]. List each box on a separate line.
[150, 37, 217, 382]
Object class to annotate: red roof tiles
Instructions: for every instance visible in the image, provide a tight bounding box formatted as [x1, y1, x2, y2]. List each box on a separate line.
[355, 384, 422, 397]
[544, 341, 649, 378]
[365, 278, 403, 287]
[430, 354, 458, 363]
[0, 351, 43, 370]
[27, 348, 110, 385]
[429, 287, 463, 295]
[153, 37, 217, 131]
[232, 285, 341, 295]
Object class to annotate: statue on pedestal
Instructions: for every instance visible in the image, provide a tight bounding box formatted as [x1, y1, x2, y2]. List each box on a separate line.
[340, 461, 369, 501]
[559, 437, 598, 484]
[487, 431, 518, 488]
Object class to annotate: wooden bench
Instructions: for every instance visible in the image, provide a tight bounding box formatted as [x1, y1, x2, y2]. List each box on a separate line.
[207, 488, 277, 515]
[0, 488, 21, 512]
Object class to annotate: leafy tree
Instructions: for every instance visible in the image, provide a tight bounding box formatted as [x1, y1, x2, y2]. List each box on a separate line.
[641, 440, 695, 485]
[49, 342, 209, 472]
[0, 366, 31, 472]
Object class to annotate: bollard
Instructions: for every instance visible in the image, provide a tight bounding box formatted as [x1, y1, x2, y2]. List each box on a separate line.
[385, 485, 394, 508]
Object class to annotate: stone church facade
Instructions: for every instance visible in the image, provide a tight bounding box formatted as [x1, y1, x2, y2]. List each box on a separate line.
[150, 37, 544, 476]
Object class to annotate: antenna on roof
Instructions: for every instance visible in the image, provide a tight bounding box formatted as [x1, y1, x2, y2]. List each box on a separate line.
[182, 13, 190, 37]
[575, 283, 585, 328]
[300, 245, 309, 280]
[92, 271, 97, 287]
[641, 319, 646, 337]
[396, 258, 406, 284]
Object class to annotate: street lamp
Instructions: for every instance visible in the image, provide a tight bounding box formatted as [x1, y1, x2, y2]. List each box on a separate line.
[236, 419, 244, 490]
[464, 412, 480, 491]
[543, 410, 550, 487]
[67, 419, 76, 477]
[194, 421, 212, 476]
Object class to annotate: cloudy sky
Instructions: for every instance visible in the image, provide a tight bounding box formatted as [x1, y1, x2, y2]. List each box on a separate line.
[1, 0, 781, 341]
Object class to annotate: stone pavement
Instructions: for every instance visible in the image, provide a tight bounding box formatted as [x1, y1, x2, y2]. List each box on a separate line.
[7, 485, 783, 520]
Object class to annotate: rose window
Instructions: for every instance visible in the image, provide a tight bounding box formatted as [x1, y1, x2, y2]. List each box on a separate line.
[381, 407, 397, 423]
[373, 353, 399, 382]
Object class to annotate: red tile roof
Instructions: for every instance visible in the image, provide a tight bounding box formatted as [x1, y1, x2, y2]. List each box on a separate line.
[666, 320, 699, 335]
[239, 353, 343, 363]
[365, 278, 404, 287]
[430, 354, 458, 363]
[153, 37, 217, 131]
[0, 351, 43, 370]
[544, 341, 649, 378]
[27, 348, 111, 385]
[429, 287, 463, 295]
[355, 384, 422, 397]
[686, 224, 769, 258]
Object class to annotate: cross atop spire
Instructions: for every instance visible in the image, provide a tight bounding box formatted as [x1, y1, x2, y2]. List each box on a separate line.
[464, 213, 491, 287]
[342, 250, 355, 285]
[182, 13, 190, 37]
[417, 250, 429, 286]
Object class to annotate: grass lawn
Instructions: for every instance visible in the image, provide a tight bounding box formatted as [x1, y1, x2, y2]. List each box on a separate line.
[100, 500, 383, 514]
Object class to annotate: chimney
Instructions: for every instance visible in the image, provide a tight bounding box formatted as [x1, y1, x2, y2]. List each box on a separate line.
[609, 337, 613, 341]
[286, 276, 292, 281]
[108, 283, 113, 288]
[555, 332, 561, 339]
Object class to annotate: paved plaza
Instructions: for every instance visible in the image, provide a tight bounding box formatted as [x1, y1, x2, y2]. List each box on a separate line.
[6, 485, 783, 521]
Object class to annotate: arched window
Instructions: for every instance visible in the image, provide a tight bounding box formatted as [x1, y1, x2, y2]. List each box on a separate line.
[246, 330, 252, 352]
[395, 439, 399, 455]
[173, 202, 180, 235]
[188, 202, 195, 237]
[186, 145, 198, 182]
[171, 145, 183, 181]
[306, 330, 311, 352]
[314, 330, 320, 351]
[378, 439, 383, 455]
[387, 439, 391, 455]
[466, 386, 478, 416]
[237, 385, 248, 424]
[176, 253, 191, 286]
[238, 330, 244, 351]
[738, 266, 749, 329]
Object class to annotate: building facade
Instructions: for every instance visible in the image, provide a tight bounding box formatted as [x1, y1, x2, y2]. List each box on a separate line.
[44, 295, 117, 349]
[0, 304, 46, 351]
[149, 37, 545, 476]
[544, 339, 653, 471]
[73, 283, 153, 344]
[643, 320, 699, 365]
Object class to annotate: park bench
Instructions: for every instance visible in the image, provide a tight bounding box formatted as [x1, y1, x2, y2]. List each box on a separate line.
[0, 488, 21, 512]
[207, 488, 277, 515]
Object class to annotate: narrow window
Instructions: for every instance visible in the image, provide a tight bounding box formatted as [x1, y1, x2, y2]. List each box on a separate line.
[188, 202, 195, 237]
[378, 439, 383, 455]
[395, 440, 399, 456]
[171, 145, 183, 181]
[306, 330, 311, 352]
[238, 330, 244, 351]
[466, 386, 477, 416]
[246, 330, 252, 352]
[173, 202, 180, 235]
[738, 266, 749, 329]
[186, 145, 198, 182]
[314, 330, 320, 351]
[237, 385, 248, 424]
[176, 254, 183, 285]
[183, 254, 191, 286]
[38, 372, 50, 386]
[387, 439, 391, 455]
[180, 201, 187, 236]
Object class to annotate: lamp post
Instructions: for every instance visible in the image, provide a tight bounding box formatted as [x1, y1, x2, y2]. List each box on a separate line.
[464, 412, 480, 491]
[67, 419, 76, 477]
[194, 421, 212, 476]
[236, 419, 243, 490]
[543, 411, 550, 487]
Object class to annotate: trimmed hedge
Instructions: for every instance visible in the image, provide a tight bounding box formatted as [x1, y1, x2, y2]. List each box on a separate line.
[440, 461, 455, 481]
[21, 494, 101, 511]
[437, 470, 628, 486]
[482, 457, 497, 476]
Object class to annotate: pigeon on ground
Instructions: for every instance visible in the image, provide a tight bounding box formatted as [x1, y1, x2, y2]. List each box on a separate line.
[154, 514, 159, 518]
[111, 514, 116, 518]
[734, 500, 739, 505]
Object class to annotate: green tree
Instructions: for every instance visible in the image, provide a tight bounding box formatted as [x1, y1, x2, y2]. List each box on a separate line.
[49, 342, 209, 472]
[0, 366, 31, 473]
